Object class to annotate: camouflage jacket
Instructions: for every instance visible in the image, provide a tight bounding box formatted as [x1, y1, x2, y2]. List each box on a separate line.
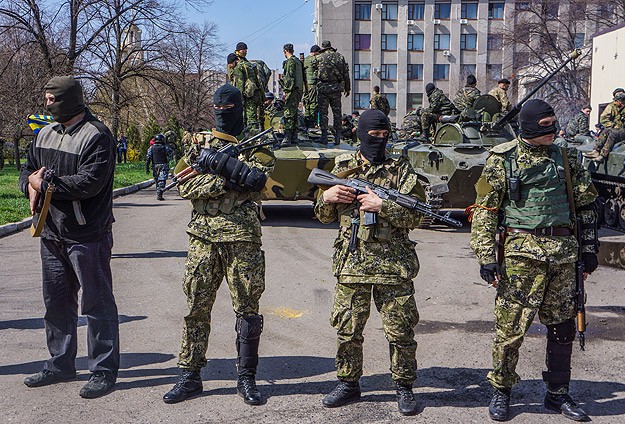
[314, 152, 425, 284]
[488, 87, 511, 112]
[370, 94, 391, 116]
[426, 88, 456, 115]
[281, 55, 304, 92]
[453, 86, 481, 112]
[398, 108, 423, 138]
[469, 137, 598, 265]
[304, 54, 318, 86]
[565, 112, 590, 138]
[316, 49, 350, 94]
[178, 130, 275, 244]
[230, 58, 262, 99]
[599, 101, 625, 129]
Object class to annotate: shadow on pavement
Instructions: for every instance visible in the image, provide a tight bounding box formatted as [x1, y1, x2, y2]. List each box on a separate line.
[0, 314, 146, 330]
[111, 250, 188, 259]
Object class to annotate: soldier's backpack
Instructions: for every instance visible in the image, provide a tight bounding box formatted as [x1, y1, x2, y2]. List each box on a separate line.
[250, 59, 271, 93]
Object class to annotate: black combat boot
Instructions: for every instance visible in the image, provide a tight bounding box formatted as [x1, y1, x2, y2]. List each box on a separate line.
[280, 130, 293, 147]
[488, 388, 511, 421]
[396, 382, 419, 416]
[236, 315, 263, 405]
[318, 128, 328, 144]
[162, 370, 203, 404]
[156, 189, 164, 201]
[322, 381, 361, 407]
[79, 371, 116, 399]
[333, 129, 341, 146]
[237, 374, 262, 405]
[544, 391, 589, 421]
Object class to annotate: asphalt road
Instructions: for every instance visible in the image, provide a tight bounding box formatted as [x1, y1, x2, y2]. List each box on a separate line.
[1, 187, 624, 423]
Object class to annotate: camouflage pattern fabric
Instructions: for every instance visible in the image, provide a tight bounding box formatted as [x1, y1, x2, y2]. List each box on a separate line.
[152, 163, 170, 191]
[594, 128, 625, 157]
[230, 59, 265, 129]
[421, 88, 456, 137]
[565, 112, 590, 138]
[331, 281, 419, 384]
[304, 54, 319, 124]
[339, 118, 357, 144]
[398, 108, 423, 139]
[318, 90, 343, 133]
[282, 56, 304, 131]
[177, 237, 265, 370]
[453, 86, 481, 112]
[488, 86, 511, 113]
[599, 101, 625, 129]
[317, 49, 350, 132]
[370, 94, 390, 116]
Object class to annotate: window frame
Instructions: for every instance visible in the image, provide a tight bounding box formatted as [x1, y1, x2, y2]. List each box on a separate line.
[433, 64, 450, 80]
[354, 34, 372, 51]
[461, 2, 479, 19]
[386, 93, 397, 110]
[407, 2, 425, 20]
[460, 33, 478, 50]
[408, 33, 424, 51]
[407, 64, 424, 80]
[434, 2, 451, 19]
[354, 93, 371, 109]
[355, 3, 372, 20]
[381, 34, 398, 51]
[381, 64, 398, 80]
[382, 3, 398, 20]
[434, 34, 451, 50]
[354, 64, 372, 80]
[488, 2, 505, 19]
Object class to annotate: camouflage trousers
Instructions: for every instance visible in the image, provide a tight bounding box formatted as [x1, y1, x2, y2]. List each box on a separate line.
[318, 89, 342, 133]
[331, 281, 420, 385]
[420, 111, 438, 138]
[594, 128, 625, 157]
[152, 163, 169, 191]
[243, 93, 265, 130]
[283, 88, 303, 131]
[178, 236, 265, 370]
[303, 87, 318, 125]
[488, 256, 576, 391]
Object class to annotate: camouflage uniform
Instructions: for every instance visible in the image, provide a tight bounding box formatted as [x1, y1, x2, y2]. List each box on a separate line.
[593, 102, 625, 157]
[370, 94, 390, 116]
[398, 108, 423, 139]
[176, 130, 275, 370]
[421, 88, 456, 138]
[281, 55, 304, 132]
[488, 87, 511, 113]
[453, 86, 481, 112]
[303, 54, 319, 126]
[314, 153, 424, 385]
[317, 49, 350, 135]
[565, 112, 590, 138]
[230, 58, 264, 129]
[469, 137, 598, 392]
[339, 117, 357, 145]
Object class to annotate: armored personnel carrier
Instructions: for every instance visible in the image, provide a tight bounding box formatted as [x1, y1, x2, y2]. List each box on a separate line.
[584, 145, 625, 231]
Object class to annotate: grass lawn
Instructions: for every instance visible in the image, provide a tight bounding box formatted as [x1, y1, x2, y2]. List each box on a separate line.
[0, 162, 152, 226]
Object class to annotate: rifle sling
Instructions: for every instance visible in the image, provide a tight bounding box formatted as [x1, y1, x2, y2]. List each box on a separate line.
[30, 184, 56, 237]
[560, 147, 577, 230]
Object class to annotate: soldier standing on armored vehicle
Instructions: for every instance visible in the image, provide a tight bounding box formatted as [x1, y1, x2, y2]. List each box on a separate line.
[369, 85, 390, 116]
[280, 43, 304, 147]
[316, 40, 350, 144]
[421, 83, 457, 139]
[453, 75, 481, 113]
[469, 99, 599, 422]
[489, 78, 512, 114]
[565, 106, 591, 139]
[315, 109, 424, 416]
[584, 91, 625, 162]
[304, 45, 321, 129]
[229, 42, 264, 130]
[163, 84, 275, 407]
[398, 107, 423, 139]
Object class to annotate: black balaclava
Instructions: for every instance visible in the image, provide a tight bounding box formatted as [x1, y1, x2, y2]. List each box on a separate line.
[425, 83, 436, 96]
[213, 84, 244, 137]
[44, 76, 85, 123]
[519, 99, 557, 139]
[357, 109, 390, 165]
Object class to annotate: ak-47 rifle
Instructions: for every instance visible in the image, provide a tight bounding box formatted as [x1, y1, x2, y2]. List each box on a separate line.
[30, 169, 55, 237]
[163, 128, 274, 192]
[307, 167, 463, 229]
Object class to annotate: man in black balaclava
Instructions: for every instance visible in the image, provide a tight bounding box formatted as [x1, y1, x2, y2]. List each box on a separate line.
[469, 98, 598, 422]
[315, 108, 426, 416]
[164, 84, 275, 407]
[18, 76, 119, 399]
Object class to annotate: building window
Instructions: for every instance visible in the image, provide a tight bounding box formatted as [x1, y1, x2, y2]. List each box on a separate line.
[407, 93, 423, 110]
[355, 3, 372, 20]
[433, 64, 450, 80]
[354, 64, 371, 80]
[487, 33, 503, 50]
[407, 64, 423, 80]
[408, 33, 424, 50]
[434, 3, 451, 19]
[354, 34, 371, 50]
[573, 33, 585, 48]
[381, 64, 397, 80]
[408, 2, 425, 20]
[460, 34, 477, 50]
[543, 1, 559, 19]
[381, 34, 398, 51]
[386, 93, 397, 110]
[515, 1, 530, 11]
[354, 93, 371, 109]
[382, 3, 398, 20]
[488, 2, 504, 19]
[461, 64, 476, 80]
[434, 34, 451, 50]
[461, 2, 478, 19]
[487, 64, 502, 80]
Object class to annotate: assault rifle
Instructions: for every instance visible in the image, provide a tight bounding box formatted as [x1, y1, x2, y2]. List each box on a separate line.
[162, 128, 274, 192]
[307, 167, 463, 229]
[575, 215, 587, 351]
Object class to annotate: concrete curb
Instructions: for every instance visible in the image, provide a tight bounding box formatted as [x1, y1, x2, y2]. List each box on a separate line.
[0, 179, 154, 239]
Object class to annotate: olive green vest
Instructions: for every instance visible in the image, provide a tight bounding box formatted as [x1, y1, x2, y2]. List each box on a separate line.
[502, 145, 571, 229]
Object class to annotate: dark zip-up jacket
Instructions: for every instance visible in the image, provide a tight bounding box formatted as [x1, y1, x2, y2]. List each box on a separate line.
[19, 109, 115, 243]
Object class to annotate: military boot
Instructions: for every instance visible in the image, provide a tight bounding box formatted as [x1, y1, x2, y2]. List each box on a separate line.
[322, 381, 361, 408]
[236, 315, 263, 405]
[156, 189, 164, 201]
[544, 391, 589, 421]
[162, 370, 203, 404]
[396, 383, 419, 416]
[280, 130, 293, 148]
[318, 129, 328, 145]
[488, 388, 511, 421]
[237, 374, 262, 405]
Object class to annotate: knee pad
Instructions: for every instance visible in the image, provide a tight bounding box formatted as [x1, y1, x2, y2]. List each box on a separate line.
[236, 314, 263, 371]
[236, 314, 263, 340]
[546, 319, 576, 345]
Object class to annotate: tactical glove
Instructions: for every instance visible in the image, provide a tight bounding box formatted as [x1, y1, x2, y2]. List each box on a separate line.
[480, 263, 501, 284]
[582, 253, 598, 274]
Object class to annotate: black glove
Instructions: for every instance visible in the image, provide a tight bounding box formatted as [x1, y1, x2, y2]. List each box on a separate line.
[480, 263, 501, 284]
[582, 253, 598, 274]
[145, 168, 150, 174]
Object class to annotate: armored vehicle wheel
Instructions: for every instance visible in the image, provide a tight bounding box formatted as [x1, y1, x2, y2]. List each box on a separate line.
[619, 203, 625, 231]
[604, 198, 620, 228]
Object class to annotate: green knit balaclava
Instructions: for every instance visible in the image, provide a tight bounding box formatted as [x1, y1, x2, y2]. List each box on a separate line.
[44, 76, 85, 123]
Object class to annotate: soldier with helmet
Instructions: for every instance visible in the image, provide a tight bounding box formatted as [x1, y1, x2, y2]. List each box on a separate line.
[146, 133, 174, 201]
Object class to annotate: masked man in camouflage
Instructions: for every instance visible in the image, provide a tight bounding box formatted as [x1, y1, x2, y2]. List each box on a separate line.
[421, 83, 457, 139]
[280, 43, 304, 146]
[565, 106, 591, 139]
[584, 91, 625, 162]
[369, 86, 390, 116]
[315, 109, 424, 416]
[469, 99, 598, 422]
[163, 84, 275, 407]
[453, 75, 481, 113]
[316, 40, 350, 144]
[303, 45, 320, 129]
[229, 42, 264, 130]
[398, 107, 423, 139]
[489, 78, 512, 114]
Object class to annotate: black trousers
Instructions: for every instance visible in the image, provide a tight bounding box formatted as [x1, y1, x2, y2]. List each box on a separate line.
[40, 231, 120, 376]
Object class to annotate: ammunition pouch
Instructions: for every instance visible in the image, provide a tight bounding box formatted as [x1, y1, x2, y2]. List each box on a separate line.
[339, 212, 392, 242]
[191, 192, 251, 216]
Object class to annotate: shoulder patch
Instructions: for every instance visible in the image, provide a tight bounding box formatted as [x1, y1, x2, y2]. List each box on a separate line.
[490, 140, 518, 154]
[252, 147, 275, 165]
[475, 175, 493, 197]
[334, 152, 354, 164]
